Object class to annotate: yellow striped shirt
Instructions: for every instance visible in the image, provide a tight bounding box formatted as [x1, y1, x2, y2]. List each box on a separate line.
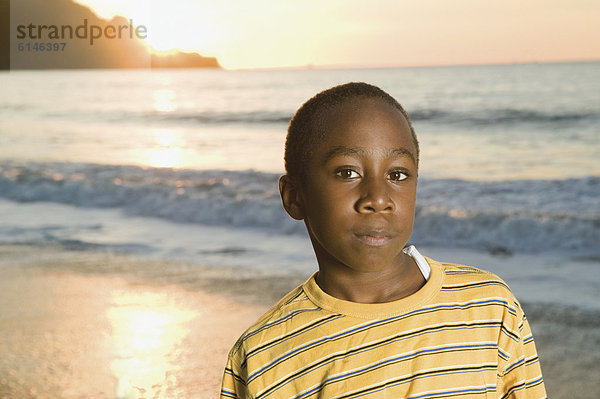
[221, 258, 546, 398]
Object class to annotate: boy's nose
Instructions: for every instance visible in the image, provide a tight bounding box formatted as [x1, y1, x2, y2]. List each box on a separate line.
[355, 179, 395, 213]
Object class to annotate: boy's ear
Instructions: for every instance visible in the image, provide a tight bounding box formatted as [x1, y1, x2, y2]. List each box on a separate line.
[279, 175, 305, 221]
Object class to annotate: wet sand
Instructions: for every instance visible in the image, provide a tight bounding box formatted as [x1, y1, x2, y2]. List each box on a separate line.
[0, 244, 598, 398]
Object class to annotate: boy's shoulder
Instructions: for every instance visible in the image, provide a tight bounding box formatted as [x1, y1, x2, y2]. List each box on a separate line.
[431, 257, 512, 291]
[429, 257, 522, 311]
[228, 277, 318, 357]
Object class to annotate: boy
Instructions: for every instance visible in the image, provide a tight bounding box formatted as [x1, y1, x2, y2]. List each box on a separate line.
[220, 82, 546, 398]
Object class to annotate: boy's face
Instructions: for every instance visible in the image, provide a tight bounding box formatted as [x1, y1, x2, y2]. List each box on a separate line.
[286, 97, 418, 275]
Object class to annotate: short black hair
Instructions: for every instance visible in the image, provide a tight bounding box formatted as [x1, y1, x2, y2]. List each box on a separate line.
[284, 82, 419, 180]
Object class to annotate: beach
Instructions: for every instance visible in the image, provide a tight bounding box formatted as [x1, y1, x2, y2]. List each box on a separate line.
[0, 244, 304, 398]
[1, 244, 598, 399]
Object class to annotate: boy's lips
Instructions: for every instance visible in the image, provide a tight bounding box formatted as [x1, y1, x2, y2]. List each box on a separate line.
[354, 230, 395, 247]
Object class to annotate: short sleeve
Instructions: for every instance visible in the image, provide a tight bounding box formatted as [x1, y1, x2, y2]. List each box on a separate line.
[497, 305, 547, 398]
[220, 345, 249, 399]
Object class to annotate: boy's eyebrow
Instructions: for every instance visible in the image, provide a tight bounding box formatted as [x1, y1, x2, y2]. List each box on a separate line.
[322, 146, 416, 165]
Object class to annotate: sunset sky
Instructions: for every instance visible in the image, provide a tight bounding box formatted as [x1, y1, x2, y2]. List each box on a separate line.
[75, 0, 599, 70]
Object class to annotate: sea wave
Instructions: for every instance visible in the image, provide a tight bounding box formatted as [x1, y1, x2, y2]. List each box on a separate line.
[0, 162, 598, 256]
[130, 109, 292, 125]
[34, 106, 600, 129]
[409, 108, 599, 127]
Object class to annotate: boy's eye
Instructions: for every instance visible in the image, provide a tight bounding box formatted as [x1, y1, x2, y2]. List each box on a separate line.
[335, 169, 360, 179]
[388, 170, 408, 181]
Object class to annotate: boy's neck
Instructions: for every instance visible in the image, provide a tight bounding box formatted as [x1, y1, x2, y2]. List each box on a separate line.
[314, 253, 426, 304]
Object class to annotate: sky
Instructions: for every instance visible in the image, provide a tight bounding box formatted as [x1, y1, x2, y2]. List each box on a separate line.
[74, 0, 600, 70]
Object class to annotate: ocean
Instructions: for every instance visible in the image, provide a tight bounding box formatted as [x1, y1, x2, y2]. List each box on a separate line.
[1, 61, 599, 310]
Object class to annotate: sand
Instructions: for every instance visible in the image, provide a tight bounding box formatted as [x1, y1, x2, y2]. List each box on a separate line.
[0, 244, 598, 398]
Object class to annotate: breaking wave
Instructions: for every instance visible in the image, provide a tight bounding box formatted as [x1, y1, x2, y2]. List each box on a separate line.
[0, 162, 598, 256]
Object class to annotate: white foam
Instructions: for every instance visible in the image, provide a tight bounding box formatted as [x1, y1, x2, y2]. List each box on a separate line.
[0, 198, 315, 275]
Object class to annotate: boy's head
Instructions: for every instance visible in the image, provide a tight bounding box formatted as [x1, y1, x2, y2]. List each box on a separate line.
[284, 82, 419, 182]
[280, 82, 420, 275]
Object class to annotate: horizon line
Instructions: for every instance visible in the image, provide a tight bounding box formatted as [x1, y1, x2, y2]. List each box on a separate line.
[225, 57, 600, 72]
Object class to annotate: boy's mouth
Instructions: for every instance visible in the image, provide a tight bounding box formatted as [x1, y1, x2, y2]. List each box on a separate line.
[354, 231, 394, 247]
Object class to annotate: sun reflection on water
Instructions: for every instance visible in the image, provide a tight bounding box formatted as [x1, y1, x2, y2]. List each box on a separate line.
[146, 147, 184, 168]
[146, 129, 186, 168]
[153, 89, 177, 112]
[107, 290, 197, 399]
